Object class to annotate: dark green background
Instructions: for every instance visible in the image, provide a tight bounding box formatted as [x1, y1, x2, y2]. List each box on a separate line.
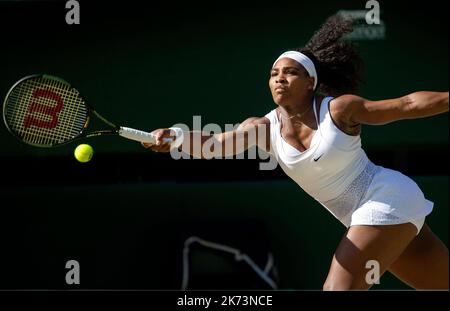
[0, 0, 448, 156]
[0, 0, 448, 290]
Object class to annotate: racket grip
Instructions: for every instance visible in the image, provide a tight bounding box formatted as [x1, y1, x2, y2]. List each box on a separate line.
[118, 127, 172, 144]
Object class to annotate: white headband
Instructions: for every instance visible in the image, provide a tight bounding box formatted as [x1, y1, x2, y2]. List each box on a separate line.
[273, 51, 318, 90]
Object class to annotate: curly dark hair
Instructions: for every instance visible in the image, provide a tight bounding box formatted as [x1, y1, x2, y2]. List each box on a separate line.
[296, 15, 365, 97]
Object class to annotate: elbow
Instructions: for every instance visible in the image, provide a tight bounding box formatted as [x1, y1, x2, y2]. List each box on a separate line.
[401, 94, 418, 117]
[213, 133, 225, 148]
[399, 93, 423, 119]
[406, 91, 449, 118]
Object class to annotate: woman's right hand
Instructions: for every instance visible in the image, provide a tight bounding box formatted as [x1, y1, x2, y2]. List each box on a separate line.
[141, 128, 176, 153]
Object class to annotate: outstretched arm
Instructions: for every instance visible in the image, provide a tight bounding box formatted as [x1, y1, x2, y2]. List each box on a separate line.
[334, 91, 449, 126]
[142, 117, 270, 158]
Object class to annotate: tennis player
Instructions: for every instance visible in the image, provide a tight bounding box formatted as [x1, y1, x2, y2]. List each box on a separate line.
[143, 15, 449, 290]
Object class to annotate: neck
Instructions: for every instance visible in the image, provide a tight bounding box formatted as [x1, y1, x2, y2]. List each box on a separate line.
[279, 96, 315, 121]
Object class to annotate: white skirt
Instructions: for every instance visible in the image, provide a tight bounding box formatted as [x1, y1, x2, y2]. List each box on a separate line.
[320, 161, 433, 234]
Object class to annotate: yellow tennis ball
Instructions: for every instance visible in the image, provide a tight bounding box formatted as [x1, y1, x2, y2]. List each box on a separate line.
[74, 144, 94, 163]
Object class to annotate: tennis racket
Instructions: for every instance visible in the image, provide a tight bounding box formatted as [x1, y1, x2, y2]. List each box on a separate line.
[2, 74, 174, 148]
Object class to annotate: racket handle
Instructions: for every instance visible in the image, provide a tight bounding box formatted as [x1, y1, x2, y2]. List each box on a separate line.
[118, 127, 173, 144]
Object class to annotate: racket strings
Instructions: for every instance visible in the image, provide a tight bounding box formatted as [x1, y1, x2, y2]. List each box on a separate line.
[7, 80, 60, 144]
[4, 76, 88, 146]
[27, 78, 85, 144]
[6, 78, 79, 144]
[7, 84, 68, 145]
[13, 80, 70, 145]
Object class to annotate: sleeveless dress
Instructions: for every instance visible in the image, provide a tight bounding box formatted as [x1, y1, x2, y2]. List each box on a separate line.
[264, 97, 433, 234]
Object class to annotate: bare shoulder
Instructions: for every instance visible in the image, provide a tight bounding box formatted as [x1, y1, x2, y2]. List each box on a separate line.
[331, 94, 366, 111]
[329, 94, 365, 135]
[239, 116, 271, 128]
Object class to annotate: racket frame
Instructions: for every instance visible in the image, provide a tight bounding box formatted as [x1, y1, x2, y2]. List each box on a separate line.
[2, 74, 121, 147]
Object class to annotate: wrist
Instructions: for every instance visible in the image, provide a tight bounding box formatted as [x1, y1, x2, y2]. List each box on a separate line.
[169, 127, 184, 148]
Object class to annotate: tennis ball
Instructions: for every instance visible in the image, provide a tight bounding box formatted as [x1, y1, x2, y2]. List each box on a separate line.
[74, 144, 94, 163]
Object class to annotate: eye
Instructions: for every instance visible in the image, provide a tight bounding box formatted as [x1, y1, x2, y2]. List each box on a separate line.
[270, 71, 278, 77]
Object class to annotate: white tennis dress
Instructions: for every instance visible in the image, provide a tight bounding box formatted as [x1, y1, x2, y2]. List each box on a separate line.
[264, 96, 433, 233]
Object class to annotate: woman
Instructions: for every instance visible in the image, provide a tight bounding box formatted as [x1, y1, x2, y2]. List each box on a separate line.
[142, 15, 449, 290]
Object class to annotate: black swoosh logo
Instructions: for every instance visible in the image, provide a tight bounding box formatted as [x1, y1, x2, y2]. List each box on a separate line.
[313, 154, 324, 162]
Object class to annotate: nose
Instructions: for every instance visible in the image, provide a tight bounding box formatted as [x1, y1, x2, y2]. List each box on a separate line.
[274, 71, 287, 84]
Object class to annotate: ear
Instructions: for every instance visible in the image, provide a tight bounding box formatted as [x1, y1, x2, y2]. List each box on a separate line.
[308, 77, 315, 91]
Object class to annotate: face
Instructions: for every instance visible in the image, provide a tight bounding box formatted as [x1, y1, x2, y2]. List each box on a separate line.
[269, 58, 315, 105]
